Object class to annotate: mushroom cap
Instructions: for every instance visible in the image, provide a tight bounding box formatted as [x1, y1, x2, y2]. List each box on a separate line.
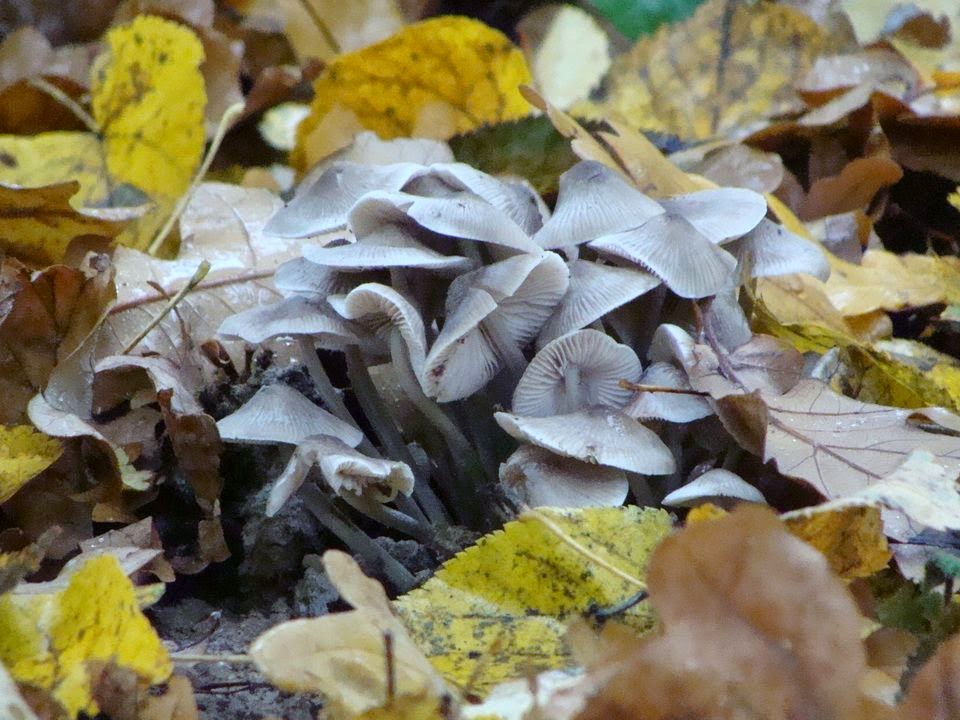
[403, 192, 540, 253]
[267, 434, 414, 515]
[537, 260, 661, 347]
[733, 218, 830, 280]
[662, 468, 766, 508]
[218, 295, 359, 347]
[263, 161, 425, 238]
[422, 252, 569, 401]
[327, 283, 428, 374]
[494, 409, 676, 474]
[534, 160, 663, 249]
[622, 362, 714, 423]
[273, 257, 379, 297]
[512, 329, 642, 416]
[499, 445, 628, 508]
[659, 187, 768, 244]
[588, 212, 737, 299]
[217, 384, 364, 447]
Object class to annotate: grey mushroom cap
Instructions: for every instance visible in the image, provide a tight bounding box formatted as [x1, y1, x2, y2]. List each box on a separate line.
[622, 362, 714, 423]
[534, 160, 664, 249]
[273, 257, 378, 297]
[512, 329, 642, 417]
[659, 187, 768, 244]
[267, 434, 414, 515]
[732, 218, 831, 281]
[662, 468, 766, 509]
[263, 161, 425, 238]
[217, 384, 364, 447]
[499, 445, 629, 508]
[218, 295, 359, 347]
[494, 409, 676, 474]
[537, 260, 661, 347]
[589, 212, 737, 299]
[422, 252, 569, 401]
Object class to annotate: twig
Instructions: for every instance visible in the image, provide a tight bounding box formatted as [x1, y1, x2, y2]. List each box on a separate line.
[27, 77, 99, 133]
[122, 260, 210, 353]
[172, 653, 252, 663]
[296, 0, 341, 54]
[619, 380, 710, 396]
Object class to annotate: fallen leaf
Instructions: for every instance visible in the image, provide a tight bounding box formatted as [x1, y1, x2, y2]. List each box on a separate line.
[0, 425, 62, 504]
[395, 506, 672, 693]
[897, 631, 960, 719]
[783, 504, 892, 579]
[0, 660, 39, 720]
[0, 553, 172, 717]
[579, 0, 825, 140]
[293, 17, 533, 170]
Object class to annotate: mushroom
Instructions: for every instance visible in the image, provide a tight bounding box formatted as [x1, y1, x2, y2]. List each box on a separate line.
[731, 218, 830, 281]
[622, 362, 713, 423]
[422, 251, 569, 401]
[499, 445, 628, 508]
[537, 260, 661, 348]
[217, 384, 364, 448]
[658, 187, 768, 244]
[273, 257, 384, 297]
[534, 160, 663, 249]
[512, 329, 641, 417]
[588, 212, 738, 299]
[661, 468, 766, 509]
[263, 161, 426, 238]
[493, 409, 675, 475]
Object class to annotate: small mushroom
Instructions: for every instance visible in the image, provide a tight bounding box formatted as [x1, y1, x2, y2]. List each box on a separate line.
[494, 408, 675, 474]
[218, 295, 359, 347]
[588, 212, 737, 299]
[267, 434, 414, 515]
[732, 218, 830, 280]
[422, 251, 569, 401]
[263, 161, 425, 237]
[534, 161, 663, 249]
[499, 445, 628, 508]
[659, 187, 768, 244]
[661, 468, 766, 509]
[273, 257, 383, 297]
[623, 362, 713, 423]
[512, 329, 641, 417]
[537, 260, 661, 347]
[217, 384, 364, 448]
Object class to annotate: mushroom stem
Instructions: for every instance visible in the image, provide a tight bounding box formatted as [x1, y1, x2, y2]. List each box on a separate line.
[299, 482, 415, 592]
[339, 492, 432, 542]
[296, 336, 378, 457]
[563, 365, 583, 412]
[482, 313, 528, 379]
[345, 346, 449, 526]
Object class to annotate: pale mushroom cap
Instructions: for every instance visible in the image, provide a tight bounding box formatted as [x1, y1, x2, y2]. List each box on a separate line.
[494, 409, 676, 474]
[537, 260, 661, 347]
[263, 162, 425, 237]
[734, 218, 830, 281]
[217, 384, 364, 447]
[512, 329, 642, 417]
[499, 445, 629, 508]
[218, 295, 359, 347]
[422, 252, 569, 401]
[589, 212, 737, 299]
[327, 283, 428, 373]
[404, 192, 540, 253]
[662, 468, 766, 508]
[534, 160, 664, 249]
[273, 257, 376, 297]
[302, 224, 473, 273]
[659, 187, 768, 244]
[623, 362, 714, 423]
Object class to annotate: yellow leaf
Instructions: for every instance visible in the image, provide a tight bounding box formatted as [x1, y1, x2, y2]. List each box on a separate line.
[0, 15, 206, 252]
[0, 554, 171, 717]
[293, 17, 532, 170]
[0, 424, 61, 503]
[577, 0, 824, 140]
[685, 503, 728, 524]
[783, 505, 891, 580]
[0, 181, 127, 265]
[394, 506, 672, 693]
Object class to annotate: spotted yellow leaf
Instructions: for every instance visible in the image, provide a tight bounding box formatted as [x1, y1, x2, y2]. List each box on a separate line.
[0, 424, 61, 504]
[577, 0, 824, 140]
[0, 554, 171, 717]
[293, 16, 533, 170]
[0, 15, 206, 252]
[783, 505, 891, 580]
[394, 506, 672, 693]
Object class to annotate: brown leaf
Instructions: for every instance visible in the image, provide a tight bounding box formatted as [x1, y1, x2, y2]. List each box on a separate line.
[897, 633, 960, 719]
[799, 155, 903, 221]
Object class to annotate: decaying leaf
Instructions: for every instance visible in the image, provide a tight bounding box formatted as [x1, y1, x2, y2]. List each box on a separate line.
[783, 504, 892, 579]
[292, 16, 533, 170]
[395, 506, 672, 693]
[0, 554, 171, 717]
[0, 424, 62, 504]
[579, 0, 825, 140]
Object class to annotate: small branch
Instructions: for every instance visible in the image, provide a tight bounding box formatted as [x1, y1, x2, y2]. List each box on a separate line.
[619, 380, 710, 396]
[122, 260, 210, 353]
[147, 102, 245, 256]
[296, 0, 341, 54]
[28, 77, 98, 133]
[172, 653, 252, 664]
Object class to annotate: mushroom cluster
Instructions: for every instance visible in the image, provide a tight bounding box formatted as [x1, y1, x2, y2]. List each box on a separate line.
[216, 144, 829, 545]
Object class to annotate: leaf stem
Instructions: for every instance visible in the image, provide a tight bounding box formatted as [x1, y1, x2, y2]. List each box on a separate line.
[122, 260, 210, 353]
[295, 0, 341, 54]
[27, 77, 99, 134]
